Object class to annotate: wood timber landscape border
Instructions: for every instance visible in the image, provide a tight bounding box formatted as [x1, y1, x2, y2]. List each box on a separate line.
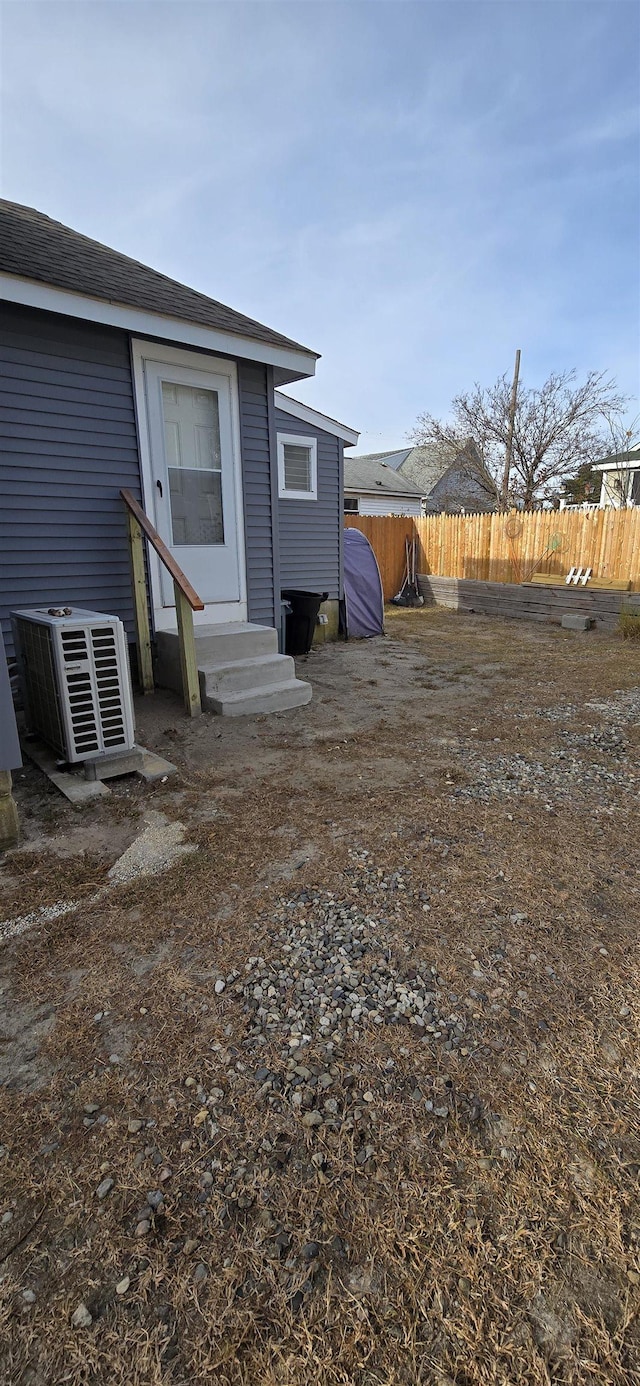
[417, 576, 640, 631]
[344, 509, 640, 602]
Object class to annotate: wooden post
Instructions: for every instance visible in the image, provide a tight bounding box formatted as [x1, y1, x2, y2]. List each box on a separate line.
[501, 349, 521, 510]
[174, 581, 201, 716]
[0, 771, 19, 850]
[125, 510, 154, 694]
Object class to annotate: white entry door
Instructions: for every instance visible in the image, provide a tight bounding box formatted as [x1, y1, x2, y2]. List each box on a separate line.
[142, 357, 243, 609]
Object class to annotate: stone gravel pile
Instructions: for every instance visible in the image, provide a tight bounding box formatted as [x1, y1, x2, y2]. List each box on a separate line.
[452, 746, 637, 807]
[514, 687, 640, 727]
[453, 685, 639, 808]
[229, 861, 474, 1062]
[557, 727, 628, 757]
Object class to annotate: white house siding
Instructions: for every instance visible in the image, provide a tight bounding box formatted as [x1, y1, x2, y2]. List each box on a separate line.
[600, 469, 640, 507]
[351, 495, 423, 517]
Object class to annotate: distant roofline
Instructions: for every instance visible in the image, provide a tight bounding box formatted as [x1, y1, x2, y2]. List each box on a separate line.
[274, 390, 359, 444]
[593, 444, 640, 473]
[343, 485, 426, 499]
[349, 448, 412, 463]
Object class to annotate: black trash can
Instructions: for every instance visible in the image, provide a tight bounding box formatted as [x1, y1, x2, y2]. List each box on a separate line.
[281, 590, 328, 657]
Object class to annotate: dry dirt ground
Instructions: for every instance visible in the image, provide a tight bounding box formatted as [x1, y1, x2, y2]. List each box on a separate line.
[0, 607, 639, 1386]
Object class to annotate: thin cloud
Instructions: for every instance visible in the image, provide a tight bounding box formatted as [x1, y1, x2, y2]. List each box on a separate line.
[1, 0, 638, 451]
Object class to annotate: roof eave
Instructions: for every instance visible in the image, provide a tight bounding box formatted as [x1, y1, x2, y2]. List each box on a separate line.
[274, 390, 359, 444]
[593, 458, 640, 473]
[0, 272, 318, 382]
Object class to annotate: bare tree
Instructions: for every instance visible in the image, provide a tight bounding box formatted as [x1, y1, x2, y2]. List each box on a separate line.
[410, 369, 628, 510]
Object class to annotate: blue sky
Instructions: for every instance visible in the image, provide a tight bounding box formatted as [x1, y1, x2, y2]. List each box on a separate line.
[1, 0, 638, 450]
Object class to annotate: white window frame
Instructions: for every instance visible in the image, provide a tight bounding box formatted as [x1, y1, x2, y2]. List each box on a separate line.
[277, 432, 318, 501]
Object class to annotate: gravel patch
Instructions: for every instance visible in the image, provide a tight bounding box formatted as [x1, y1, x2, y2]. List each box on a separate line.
[235, 855, 476, 1062]
[452, 746, 637, 807]
[452, 685, 639, 808]
[515, 687, 640, 726]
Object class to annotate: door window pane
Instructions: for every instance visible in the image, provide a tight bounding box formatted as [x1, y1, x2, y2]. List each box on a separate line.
[169, 469, 224, 545]
[162, 381, 224, 545]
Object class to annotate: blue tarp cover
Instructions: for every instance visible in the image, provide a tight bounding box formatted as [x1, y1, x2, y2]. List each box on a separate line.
[343, 528, 384, 638]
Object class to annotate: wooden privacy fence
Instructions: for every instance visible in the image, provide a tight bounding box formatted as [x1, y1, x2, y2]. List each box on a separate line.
[345, 509, 640, 601]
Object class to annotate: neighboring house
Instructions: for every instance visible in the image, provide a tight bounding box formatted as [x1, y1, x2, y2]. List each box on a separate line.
[593, 445, 640, 508]
[343, 455, 424, 516]
[351, 443, 497, 514]
[0, 200, 358, 714]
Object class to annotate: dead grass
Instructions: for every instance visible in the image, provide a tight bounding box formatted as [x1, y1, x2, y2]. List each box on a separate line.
[619, 612, 640, 640]
[1, 608, 639, 1385]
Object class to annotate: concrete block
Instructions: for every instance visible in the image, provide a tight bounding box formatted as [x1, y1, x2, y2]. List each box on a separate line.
[561, 613, 595, 632]
[0, 770, 19, 849]
[84, 747, 146, 781]
[136, 750, 177, 783]
[85, 745, 177, 783]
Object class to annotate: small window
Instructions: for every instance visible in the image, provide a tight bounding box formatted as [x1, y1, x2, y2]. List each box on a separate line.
[277, 433, 317, 500]
[344, 497, 359, 513]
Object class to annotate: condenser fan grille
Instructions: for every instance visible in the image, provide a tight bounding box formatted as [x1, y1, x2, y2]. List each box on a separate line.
[91, 627, 127, 748]
[60, 628, 100, 757]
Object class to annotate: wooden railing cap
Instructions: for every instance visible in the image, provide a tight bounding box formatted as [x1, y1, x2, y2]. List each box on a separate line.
[121, 488, 205, 611]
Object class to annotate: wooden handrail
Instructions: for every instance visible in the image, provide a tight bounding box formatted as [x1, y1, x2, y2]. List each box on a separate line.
[121, 488, 203, 716]
[120, 489, 205, 611]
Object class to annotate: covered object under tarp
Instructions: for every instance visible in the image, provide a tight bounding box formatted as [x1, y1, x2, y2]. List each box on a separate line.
[343, 528, 384, 638]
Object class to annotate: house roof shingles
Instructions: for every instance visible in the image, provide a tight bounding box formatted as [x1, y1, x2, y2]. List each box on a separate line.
[0, 200, 318, 358]
[344, 456, 424, 496]
[349, 448, 413, 472]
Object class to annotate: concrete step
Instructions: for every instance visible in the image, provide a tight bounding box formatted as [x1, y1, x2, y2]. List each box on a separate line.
[200, 652, 297, 697]
[205, 679, 312, 717]
[154, 621, 311, 717]
[193, 622, 278, 662]
[155, 622, 278, 693]
[155, 622, 278, 683]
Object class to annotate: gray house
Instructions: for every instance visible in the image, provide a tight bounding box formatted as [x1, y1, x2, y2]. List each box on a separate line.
[350, 443, 497, 514]
[0, 201, 358, 714]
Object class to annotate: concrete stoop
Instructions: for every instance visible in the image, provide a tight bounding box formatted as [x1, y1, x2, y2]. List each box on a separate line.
[155, 622, 312, 717]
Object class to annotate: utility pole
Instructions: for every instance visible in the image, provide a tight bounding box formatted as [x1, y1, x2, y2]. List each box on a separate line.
[501, 348, 521, 510]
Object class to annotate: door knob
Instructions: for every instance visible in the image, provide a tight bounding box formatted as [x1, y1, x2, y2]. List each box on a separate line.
[156, 479, 163, 498]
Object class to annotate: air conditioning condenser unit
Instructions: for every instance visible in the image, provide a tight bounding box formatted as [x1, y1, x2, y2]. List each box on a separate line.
[11, 607, 136, 764]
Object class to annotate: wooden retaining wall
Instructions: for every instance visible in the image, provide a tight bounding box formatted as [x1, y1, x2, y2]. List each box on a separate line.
[417, 575, 640, 630]
[345, 509, 640, 601]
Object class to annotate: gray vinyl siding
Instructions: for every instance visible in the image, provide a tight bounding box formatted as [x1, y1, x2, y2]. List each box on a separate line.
[275, 410, 342, 598]
[238, 361, 276, 626]
[0, 304, 142, 659]
[1, 307, 281, 661]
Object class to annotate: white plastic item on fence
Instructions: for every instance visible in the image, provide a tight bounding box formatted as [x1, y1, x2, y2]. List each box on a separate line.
[565, 567, 593, 586]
